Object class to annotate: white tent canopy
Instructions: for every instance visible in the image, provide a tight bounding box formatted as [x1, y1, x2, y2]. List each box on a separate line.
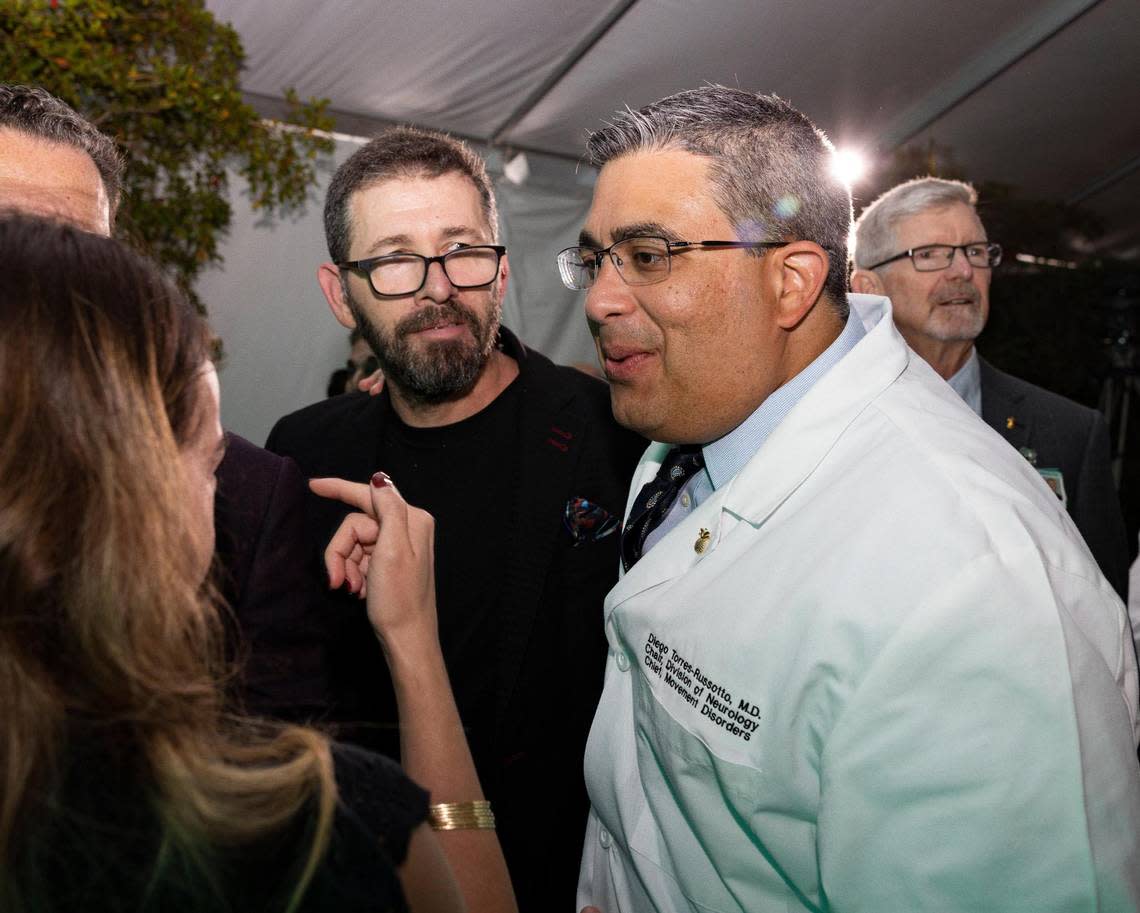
[199, 0, 1140, 444]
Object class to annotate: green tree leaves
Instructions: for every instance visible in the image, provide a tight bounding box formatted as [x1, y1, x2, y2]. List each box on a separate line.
[2, 0, 334, 310]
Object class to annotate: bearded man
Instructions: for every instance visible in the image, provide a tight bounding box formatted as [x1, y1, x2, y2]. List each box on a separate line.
[266, 126, 643, 913]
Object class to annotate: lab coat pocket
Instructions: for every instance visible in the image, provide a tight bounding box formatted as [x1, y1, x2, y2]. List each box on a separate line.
[628, 673, 820, 913]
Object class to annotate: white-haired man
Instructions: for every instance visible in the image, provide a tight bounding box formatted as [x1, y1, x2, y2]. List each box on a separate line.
[852, 177, 1128, 597]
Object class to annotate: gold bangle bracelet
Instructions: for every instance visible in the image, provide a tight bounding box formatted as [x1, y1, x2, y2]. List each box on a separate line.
[428, 800, 496, 831]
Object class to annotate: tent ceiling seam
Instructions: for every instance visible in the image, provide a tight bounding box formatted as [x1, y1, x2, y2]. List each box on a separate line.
[488, 0, 642, 147]
[879, 0, 1104, 151]
[1067, 152, 1140, 205]
[242, 91, 590, 167]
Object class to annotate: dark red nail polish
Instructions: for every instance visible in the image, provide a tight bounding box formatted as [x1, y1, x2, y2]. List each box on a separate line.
[371, 471, 391, 488]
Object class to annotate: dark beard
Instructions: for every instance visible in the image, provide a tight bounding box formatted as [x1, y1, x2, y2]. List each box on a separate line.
[347, 292, 501, 405]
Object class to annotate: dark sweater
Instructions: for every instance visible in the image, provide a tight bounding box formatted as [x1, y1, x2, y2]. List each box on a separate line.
[16, 738, 426, 913]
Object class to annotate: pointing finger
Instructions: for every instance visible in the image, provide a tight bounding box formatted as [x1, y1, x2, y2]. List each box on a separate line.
[368, 472, 412, 556]
[310, 477, 376, 516]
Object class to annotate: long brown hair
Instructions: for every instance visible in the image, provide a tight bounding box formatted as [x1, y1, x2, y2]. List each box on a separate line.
[0, 214, 335, 910]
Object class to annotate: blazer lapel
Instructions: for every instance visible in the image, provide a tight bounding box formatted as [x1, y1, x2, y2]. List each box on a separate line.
[492, 347, 583, 742]
[355, 393, 393, 478]
[605, 492, 730, 615]
[980, 357, 1033, 455]
[296, 394, 391, 554]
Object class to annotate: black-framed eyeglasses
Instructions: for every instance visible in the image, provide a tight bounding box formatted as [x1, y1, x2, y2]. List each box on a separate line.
[338, 245, 506, 297]
[866, 242, 1002, 272]
[556, 236, 789, 290]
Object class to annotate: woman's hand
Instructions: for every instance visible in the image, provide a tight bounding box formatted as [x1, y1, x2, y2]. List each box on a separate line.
[309, 473, 438, 650]
[356, 367, 385, 396]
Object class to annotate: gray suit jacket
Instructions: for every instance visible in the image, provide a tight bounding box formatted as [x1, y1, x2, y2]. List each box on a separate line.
[979, 357, 1128, 598]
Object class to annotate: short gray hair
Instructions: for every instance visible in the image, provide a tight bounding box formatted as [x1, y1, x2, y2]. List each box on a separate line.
[853, 177, 978, 269]
[0, 84, 124, 218]
[585, 85, 852, 316]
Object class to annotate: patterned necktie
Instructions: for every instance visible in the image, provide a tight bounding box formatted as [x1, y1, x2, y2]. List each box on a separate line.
[620, 446, 706, 571]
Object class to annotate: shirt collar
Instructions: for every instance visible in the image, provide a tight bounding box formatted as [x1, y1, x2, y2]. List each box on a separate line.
[702, 307, 867, 490]
[946, 347, 982, 416]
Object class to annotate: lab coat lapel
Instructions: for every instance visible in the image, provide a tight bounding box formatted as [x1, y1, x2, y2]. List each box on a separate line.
[721, 296, 908, 527]
[608, 295, 906, 606]
[605, 455, 733, 611]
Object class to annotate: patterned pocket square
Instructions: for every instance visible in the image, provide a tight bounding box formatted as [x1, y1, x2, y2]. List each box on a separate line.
[563, 496, 619, 547]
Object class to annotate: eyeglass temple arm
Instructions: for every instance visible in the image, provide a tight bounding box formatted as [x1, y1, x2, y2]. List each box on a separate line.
[863, 250, 911, 270]
[668, 240, 789, 251]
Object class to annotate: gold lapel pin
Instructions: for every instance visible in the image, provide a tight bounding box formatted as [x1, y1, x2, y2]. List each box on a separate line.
[1005, 416, 1017, 430]
[694, 528, 711, 554]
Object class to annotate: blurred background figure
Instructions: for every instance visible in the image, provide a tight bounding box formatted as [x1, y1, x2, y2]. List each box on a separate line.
[327, 328, 379, 397]
[326, 368, 350, 398]
[347, 329, 380, 391]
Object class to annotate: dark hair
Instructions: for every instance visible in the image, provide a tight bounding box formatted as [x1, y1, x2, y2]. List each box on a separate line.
[586, 86, 852, 315]
[0, 84, 125, 218]
[324, 126, 498, 263]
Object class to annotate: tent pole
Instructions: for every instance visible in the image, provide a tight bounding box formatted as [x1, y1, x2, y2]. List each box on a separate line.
[878, 0, 1104, 151]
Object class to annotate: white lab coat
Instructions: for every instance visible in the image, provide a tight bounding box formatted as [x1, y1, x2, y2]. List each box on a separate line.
[579, 295, 1140, 913]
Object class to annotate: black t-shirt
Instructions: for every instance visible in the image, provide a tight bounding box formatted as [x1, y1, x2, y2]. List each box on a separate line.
[16, 736, 427, 912]
[373, 378, 522, 768]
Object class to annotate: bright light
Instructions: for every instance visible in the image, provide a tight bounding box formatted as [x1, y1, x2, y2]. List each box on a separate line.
[503, 152, 530, 185]
[831, 148, 868, 188]
[1015, 252, 1077, 270]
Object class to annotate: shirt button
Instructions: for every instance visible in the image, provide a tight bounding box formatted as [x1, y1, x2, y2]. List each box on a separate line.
[680, 492, 691, 509]
[615, 651, 630, 672]
[599, 828, 612, 849]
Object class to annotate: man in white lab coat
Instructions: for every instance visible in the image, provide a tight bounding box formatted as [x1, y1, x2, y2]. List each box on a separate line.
[560, 86, 1140, 913]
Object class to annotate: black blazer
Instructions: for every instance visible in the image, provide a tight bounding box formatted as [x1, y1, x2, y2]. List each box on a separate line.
[214, 433, 331, 721]
[266, 328, 645, 912]
[979, 358, 1129, 598]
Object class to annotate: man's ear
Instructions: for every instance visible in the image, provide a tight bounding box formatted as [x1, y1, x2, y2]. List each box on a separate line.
[851, 268, 884, 296]
[318, 262, 358, 330]
[497, 251, 511, 299]
[770, 241, 829, 330]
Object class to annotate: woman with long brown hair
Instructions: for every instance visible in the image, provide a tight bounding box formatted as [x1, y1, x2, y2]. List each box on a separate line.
[0, 213, 514, 912]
